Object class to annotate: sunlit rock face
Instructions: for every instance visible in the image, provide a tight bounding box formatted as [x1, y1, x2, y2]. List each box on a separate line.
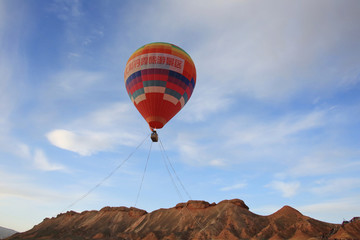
[7, 199, 360, 240]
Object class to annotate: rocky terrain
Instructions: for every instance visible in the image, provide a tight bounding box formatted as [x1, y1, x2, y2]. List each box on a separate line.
[7, 199, 360, 240]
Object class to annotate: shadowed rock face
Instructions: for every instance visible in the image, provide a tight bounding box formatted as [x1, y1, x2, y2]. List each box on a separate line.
[7, 199, 360, 240]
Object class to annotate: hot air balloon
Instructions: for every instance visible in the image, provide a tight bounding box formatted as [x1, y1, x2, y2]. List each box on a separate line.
[124, 42, 196, 141]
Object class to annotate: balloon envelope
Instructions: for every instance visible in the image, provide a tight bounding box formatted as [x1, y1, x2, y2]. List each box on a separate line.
[124, 42, 196, 130]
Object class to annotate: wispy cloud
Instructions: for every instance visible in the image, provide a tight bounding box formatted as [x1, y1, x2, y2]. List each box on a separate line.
[220, 183, 247, 191]
[46, 0, 104, 61]
[179, 87, 233, 122]
[33, 149, 65, 171]
[311, 178, 360, 195]
[46, 102, 146, 155]
[48, 0, 82, 21]
[175, 132, 227, 166]
[72, 102, 137, 129]
[37, 69, 107, 111]
[51, 70, 104, 95]
[224, 110, 326, 147]
[0, 4, 17, 134]
[267, 180, 301, 198]
[0, 138, 31, 160]
[0, 169, 65, 201]
[0, 0, 31, 160]
[46, 129, 115, 156]
[173, 109, 330, 168]
[284, 149, 360, 177]
[298, 196, 360, 223]
[124, 0, 360, 103]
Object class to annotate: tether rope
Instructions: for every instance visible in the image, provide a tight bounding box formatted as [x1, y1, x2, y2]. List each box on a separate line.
[159, 142, 184, 201]
[62, 133, 150, 212]
[158, 136, 213, 236]
[62, 133, 219, 238]
[159, 138, 192, 200]
[134, 141, 152, 207]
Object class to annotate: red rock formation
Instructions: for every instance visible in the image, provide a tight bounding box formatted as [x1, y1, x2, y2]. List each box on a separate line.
[7, 199, 360, 240]
[329, 217, 360, 240]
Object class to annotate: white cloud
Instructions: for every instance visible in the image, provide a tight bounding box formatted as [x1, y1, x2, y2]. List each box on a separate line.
[46, 129, 116, 156]
[267, 180, 300, 197]
[175, 132, 227, 166]
[1, 141, 32, 160]
[298, 196, 360, 223]
[220, 183, 247, 191]
[45, 101, 147, 156]
[125, 0, 360, 103]
[75, 102, 135, 129]
[110, 0, 360, 126]
[0, 62, 13, 126]
[48, 0, 82, 21]
[288, 155, 337, 177]
[0, 168, 73, 231]
[0, 2, 32, 161]
[179, 87, 232, 122]
[173, 108, 333, 168]
[224, 110, 326, 147]
[0, 25, 16, 136]
[285, 149, 359, 177]
[311, 178, 360, 195]
[209, 159, 226, 167]
[176, 136, 206, 164]
[46, 0, 103, 59]
[49, 70, 105, 96]
[0, 169, 65, 201]
[33, 149, 65, 171]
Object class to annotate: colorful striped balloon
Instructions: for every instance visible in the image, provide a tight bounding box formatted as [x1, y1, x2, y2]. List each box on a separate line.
[124, 42, 196, 130]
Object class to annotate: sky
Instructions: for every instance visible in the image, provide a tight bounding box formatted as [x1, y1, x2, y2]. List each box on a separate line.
[1, 0, 360, 232]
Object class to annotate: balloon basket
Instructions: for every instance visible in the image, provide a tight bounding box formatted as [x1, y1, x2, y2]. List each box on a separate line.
[151, 131, 158, 142]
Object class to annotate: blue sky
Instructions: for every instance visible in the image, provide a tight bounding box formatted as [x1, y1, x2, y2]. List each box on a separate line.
[1, 0, 360, 232]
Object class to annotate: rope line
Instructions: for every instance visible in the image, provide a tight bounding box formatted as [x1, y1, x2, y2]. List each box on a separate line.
[63, 133, 150, 212]
[158, 136, 212, 235]
[134, 140, 152, 207]
[159, 143, 184, 201]
[159, 138, 192, 200]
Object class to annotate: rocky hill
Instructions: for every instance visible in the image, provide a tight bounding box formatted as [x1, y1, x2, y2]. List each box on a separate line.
[7, 199, 360, 240]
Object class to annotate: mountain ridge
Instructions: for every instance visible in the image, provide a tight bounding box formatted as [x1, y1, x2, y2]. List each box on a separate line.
[0, 226, 17, 240]
[7, 199, 360, 240]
